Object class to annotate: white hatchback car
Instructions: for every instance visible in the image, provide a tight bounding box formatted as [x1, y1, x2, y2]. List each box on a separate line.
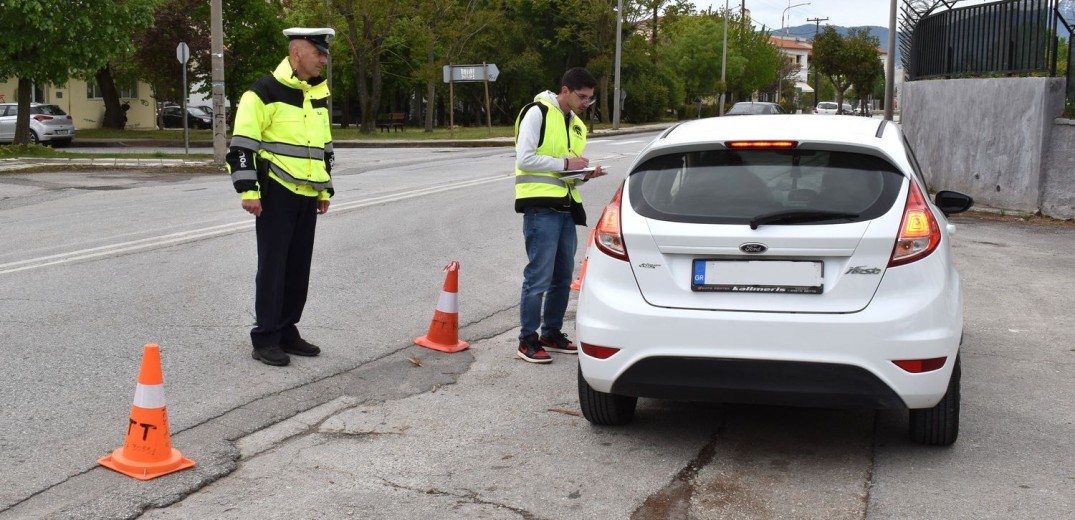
[576, 115, 973, 445]
[0, 103, 75, 146]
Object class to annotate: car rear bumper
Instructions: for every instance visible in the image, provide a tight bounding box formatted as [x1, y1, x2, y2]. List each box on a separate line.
[610, 357, 906, 408]
[576, 251, 962, 410]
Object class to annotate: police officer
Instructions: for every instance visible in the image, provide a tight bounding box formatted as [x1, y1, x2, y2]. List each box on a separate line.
[227, 27, 335, 367]
[514, 67, 607, 364]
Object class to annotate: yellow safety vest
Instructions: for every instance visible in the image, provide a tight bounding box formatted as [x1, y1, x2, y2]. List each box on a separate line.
[227, 57, 333, 200]
[514, 96, 587, 208]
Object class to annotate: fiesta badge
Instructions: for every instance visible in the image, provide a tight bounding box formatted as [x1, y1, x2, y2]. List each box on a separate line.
[739, 243, 768, 254]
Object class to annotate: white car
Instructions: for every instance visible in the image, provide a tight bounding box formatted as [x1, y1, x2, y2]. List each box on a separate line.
[576, 115, 973, 445]
[815, 101, 854, 115]
[0, 103, 75, 146]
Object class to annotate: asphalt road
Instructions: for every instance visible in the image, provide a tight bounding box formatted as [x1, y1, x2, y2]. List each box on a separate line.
[0, 136, 1072, 519]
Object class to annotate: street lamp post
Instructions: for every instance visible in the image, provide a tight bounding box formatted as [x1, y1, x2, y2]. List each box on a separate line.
[613, 0, 623, 129]
[807, 16, 828, 108]
[779, 1, 810, 105]
[720, 0, 729, 116]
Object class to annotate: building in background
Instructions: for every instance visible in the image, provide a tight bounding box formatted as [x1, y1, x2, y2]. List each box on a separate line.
[0, 77, 158, 131]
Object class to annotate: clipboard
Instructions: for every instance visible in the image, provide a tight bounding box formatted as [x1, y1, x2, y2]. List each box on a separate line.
[560, 166, 597, 180]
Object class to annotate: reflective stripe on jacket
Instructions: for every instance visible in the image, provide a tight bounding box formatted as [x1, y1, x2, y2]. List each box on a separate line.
[513, 96, 587, 210]
[226, 57, 334, 200]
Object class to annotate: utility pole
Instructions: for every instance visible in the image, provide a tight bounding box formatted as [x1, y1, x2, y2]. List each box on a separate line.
[210, 0, 225, 165]
[884, 0, 897, 120]
[807, 16, 827, 107]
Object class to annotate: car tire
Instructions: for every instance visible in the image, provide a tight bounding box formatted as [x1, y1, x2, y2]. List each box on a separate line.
[908, 355, 960, 446]
[28, 131, 39, 145]
[578, 365, 637, 425]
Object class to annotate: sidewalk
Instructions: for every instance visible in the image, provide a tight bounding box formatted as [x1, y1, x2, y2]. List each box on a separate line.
[0, 123, 674, 173]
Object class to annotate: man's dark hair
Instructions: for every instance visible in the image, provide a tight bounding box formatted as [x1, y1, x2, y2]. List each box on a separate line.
[561, 67, 596, 90]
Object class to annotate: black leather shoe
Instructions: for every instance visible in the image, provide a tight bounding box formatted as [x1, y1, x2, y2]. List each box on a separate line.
[252, 345, 290, 366]
[281, 337, 321, 357]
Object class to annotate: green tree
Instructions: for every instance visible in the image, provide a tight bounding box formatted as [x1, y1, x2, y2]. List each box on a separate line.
[396, 0, 496, 132]
[845, 28, 884, 115]
[0, 0, 157, 141]
[812, 26, 881, 112]
[555, 0, 621, 123]
[331, 0, 403, 133]
[660, 16, 723, 100]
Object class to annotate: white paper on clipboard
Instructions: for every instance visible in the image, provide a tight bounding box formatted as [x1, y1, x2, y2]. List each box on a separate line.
[560, 167, 596, 180]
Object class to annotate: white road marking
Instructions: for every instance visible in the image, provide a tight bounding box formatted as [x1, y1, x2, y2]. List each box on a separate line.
[0, 175, 510, 276]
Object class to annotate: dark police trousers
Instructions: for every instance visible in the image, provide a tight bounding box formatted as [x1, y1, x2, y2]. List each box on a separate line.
[251, 176, 319, 349]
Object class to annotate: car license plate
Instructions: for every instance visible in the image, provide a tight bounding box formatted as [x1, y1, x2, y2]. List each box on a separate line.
[55, 130, 68, 135]
[692, 259, 823, 294]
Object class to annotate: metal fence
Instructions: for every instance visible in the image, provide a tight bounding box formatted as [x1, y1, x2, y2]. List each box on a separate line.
[1063, 11, 1075, 103]
[908, 0, 1069, 80]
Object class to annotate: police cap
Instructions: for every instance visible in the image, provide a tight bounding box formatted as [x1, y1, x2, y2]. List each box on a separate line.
[283, 27, 335, 55]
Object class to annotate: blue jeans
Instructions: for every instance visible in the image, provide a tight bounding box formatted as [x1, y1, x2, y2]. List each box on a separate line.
[520, 207, 578, 340]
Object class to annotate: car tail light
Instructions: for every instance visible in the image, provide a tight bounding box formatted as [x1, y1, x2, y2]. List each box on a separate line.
[725, 140, 798, 149]
[33, 115, 53, 121]
[893, 357, 947, 373]
[595, 182, 628, 261]
[889, 180, 941, 267]
[581, 342, 620, 359]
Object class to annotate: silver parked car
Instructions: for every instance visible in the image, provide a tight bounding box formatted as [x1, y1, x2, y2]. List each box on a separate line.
[0, 103, 75, 146]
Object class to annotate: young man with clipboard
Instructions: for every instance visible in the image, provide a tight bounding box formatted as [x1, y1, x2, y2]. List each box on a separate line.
[513, 67, 607, 364]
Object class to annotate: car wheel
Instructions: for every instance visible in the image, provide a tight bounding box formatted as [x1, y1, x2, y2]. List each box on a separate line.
[28, 131, 39, 144]
[908, 356, 960, 445]
[578, 365, 637, 425]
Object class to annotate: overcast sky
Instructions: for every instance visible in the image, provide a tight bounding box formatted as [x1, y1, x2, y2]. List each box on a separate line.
[696, 0, 999, 31]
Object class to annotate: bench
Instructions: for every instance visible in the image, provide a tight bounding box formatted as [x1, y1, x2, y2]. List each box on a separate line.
[378, 112, 405, 132]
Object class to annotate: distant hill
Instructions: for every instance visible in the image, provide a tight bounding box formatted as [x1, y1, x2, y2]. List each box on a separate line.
[779, 24, 902, 65]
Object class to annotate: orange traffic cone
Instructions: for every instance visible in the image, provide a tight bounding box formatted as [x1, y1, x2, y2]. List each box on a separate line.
[415, 261, 470, 353]
[571, 228, 597, 291]
[98, 343, 194, 480]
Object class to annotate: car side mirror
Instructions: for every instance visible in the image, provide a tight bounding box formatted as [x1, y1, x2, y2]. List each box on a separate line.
[935, 190, 974, 215]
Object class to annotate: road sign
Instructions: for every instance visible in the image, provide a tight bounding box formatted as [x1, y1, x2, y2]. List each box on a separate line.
[176, 42, 190, 64]
[442, 64, 499, 83]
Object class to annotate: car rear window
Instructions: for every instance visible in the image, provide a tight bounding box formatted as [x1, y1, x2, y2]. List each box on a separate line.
[628, 148, 904, 225]
[818, 102, 837, 109]
[31, 105, 66, 116]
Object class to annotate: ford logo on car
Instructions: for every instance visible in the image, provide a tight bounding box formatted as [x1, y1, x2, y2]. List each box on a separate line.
[739, 243, 768, 254]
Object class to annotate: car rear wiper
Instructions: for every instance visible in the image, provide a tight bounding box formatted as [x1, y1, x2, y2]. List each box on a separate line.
[749, 210, 860, 230]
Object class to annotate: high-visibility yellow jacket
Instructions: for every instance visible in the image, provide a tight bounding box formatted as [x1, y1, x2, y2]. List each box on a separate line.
[227, 57, 334, 201]
[513, 93, 587, 212]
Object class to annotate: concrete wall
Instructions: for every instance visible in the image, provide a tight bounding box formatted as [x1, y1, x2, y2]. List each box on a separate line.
[1041, 119, 1075, 220]
[902, 77, 1068, 217]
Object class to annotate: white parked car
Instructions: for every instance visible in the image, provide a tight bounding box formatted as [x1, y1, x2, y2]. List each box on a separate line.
[815, 101, 854, 115]
[576, 115, 973, 445]
[0, 103, 75, 146]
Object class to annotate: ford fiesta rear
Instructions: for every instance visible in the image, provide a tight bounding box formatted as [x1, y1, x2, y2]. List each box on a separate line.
[575, 117, 973, 445]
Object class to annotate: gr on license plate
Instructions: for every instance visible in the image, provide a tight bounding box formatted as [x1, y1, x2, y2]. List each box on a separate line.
[692, 259, 823, 294]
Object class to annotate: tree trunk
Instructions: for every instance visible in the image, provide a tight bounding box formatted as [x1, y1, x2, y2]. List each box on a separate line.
[95, 65, 126, 130]
[425, 45, 436, 132]
[14, 79, 32, 145]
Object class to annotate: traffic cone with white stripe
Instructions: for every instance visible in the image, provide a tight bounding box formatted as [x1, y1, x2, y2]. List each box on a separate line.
[415, 261, 469, 353]
[98, 343, 194, 480]
[571, 227, 596, 291]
